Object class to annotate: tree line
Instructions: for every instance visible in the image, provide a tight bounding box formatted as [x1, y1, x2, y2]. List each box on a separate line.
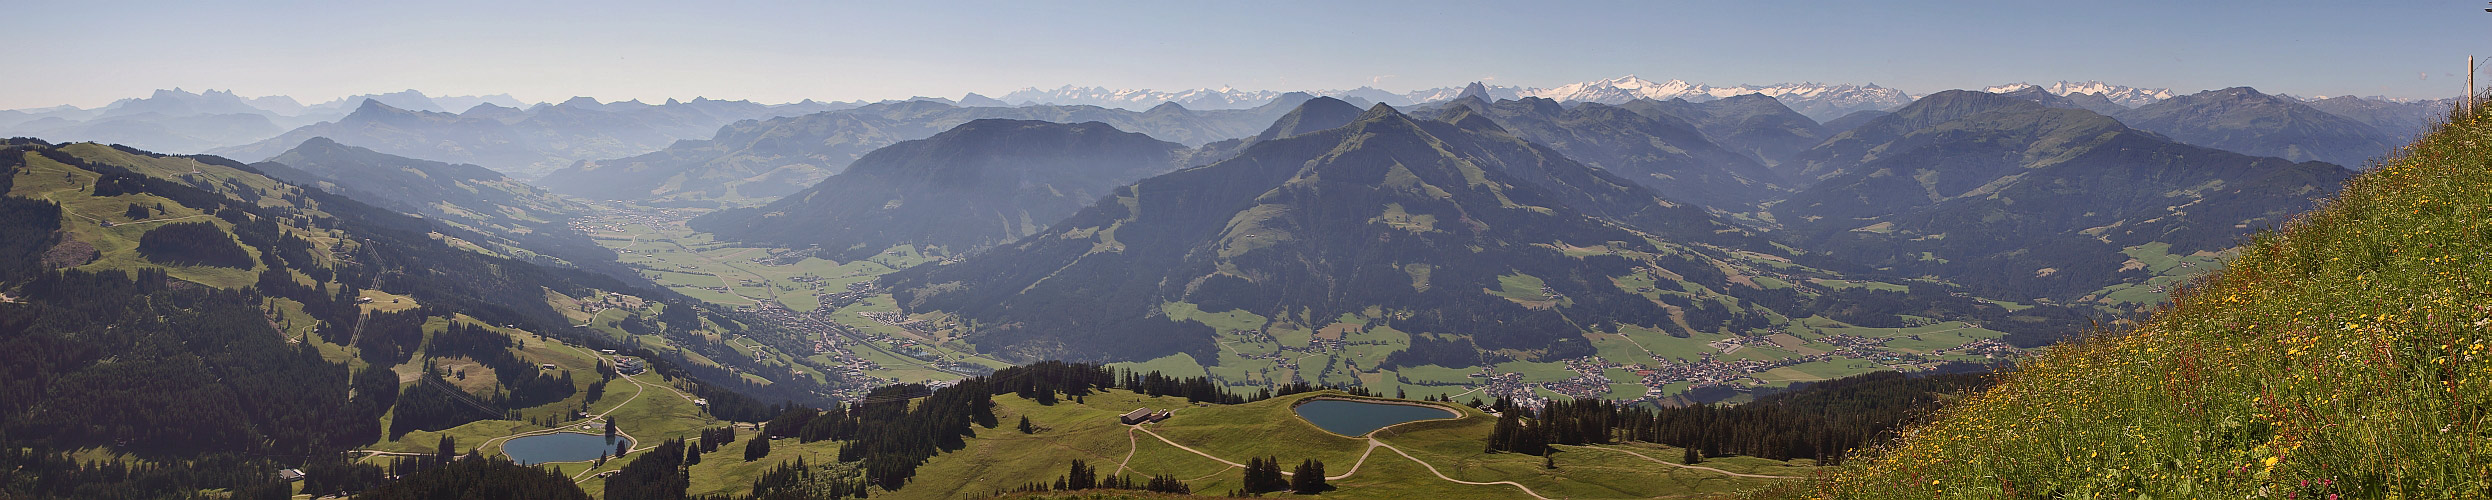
[1483, 370, 1994, 464]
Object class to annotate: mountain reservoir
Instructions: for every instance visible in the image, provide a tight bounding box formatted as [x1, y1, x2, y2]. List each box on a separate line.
[502, 433, 634, 465]
[1292, 399, 1459, 437]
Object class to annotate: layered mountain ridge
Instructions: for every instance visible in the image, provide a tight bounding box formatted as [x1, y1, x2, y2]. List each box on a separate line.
[536, 95, 1323, 205]
[688, 119, 1188, 260]
[880, 103, 1775, 363]
[1774, 90, 2355, 301]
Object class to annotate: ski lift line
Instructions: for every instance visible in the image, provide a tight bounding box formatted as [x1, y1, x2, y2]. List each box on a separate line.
[420, 375, 506, 418]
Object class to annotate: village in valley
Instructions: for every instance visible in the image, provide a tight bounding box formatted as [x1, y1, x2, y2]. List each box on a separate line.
[567, 201, 2030, 410]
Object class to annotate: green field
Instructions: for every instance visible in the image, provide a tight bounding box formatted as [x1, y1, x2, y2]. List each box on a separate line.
[894, 390, 1815, 499]
[573, 202, 1004, 385]
[2082, 242, 2232, 307]
[486, 387, 1816, 498]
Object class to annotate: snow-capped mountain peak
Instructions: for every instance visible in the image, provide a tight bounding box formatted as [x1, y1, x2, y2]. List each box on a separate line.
[1983, 81, 2174, 107]
[997, 85, 1283, 110]
[1519, 75, 1709, 103]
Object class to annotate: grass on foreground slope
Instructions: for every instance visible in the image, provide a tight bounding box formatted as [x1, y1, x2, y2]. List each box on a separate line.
[1801, 104, 2492, 498]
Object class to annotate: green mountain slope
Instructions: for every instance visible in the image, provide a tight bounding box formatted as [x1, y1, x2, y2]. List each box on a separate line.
[254, 137, 608, 267]
[0, 139, 841, 496]
[880, 104, 1976, 368]
[689, 119, 1187, 260]
[1807, 99, 2492, 499]
[1773, 90, 2353, 302]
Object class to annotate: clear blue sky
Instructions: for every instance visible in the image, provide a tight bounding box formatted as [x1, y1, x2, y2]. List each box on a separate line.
[5, 0, 2484, 109]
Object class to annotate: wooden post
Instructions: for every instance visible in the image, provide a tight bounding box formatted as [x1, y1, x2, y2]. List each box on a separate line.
[2470, 55, 2477, 114]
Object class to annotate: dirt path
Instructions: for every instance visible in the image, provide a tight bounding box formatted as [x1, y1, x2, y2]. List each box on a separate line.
[1117, 427, 1141, 475]
[1322, 440, 1385, 480]
[464, 346, 659, 474]
[1131, 426, 1248, 469]
[1372, 441, 1552, 500]
[1554, 444, 1802, 479]
[1131, 421, 1530, 496]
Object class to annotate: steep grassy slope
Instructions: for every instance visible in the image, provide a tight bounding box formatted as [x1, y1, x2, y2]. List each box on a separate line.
[1804, 105, 2492, 498]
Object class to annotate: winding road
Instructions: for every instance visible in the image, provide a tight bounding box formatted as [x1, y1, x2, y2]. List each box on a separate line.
[353, 342, 707, 483]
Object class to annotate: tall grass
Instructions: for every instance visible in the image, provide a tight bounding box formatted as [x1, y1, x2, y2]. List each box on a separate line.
[1802, 98, 2492, 498]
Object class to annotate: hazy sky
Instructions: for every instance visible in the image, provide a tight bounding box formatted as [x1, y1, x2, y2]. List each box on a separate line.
[6, 0, 2484, 109]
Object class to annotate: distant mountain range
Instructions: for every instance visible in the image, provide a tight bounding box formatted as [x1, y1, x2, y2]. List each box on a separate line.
[0, 89, 532, 154]
[535, 95, 1321, 205]
[1981, 81, 2176, 108]
[209, 97, 848, 179]
[688, 119, 1188, 260]
[2112, 87, 2397, 168]
[1425, 96, 1789, 210]
[995, 75, 1915, 121]
[251, 137, 610, 268]
[2293, 94, 2457, 145]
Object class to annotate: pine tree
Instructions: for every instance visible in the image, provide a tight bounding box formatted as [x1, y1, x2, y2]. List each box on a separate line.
[1682, 445, 1701, 464]
[1290, 459, 1327, 493]
[1241, 456, 1288, 494]
[1066, 460, 1096, 490]
[1017, 416, 1035, 434]
[744, 435, 771, 462]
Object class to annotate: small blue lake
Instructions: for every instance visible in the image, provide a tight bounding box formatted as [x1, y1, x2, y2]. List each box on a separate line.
[1293, 399, 1457, 437]
[502, 432, 632, 465]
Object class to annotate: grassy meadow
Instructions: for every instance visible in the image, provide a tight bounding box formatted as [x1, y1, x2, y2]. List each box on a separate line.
[1796, 101, 2492, 498]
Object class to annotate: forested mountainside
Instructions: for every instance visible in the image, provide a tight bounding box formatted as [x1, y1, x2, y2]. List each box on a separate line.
[0, 139, 836, 498]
